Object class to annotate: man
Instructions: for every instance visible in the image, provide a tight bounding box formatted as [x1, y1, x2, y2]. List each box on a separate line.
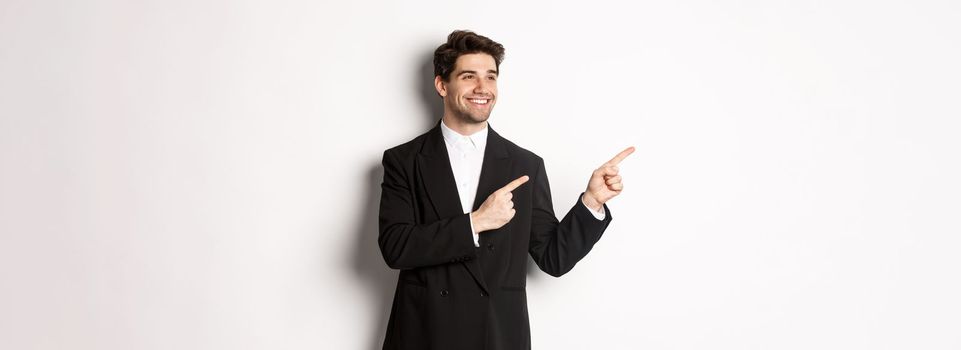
[378, 30, 634, 350]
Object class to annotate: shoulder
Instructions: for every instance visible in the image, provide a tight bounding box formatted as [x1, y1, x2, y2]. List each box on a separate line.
[495, 130, 544, 166]
[382, 129, 430, 161]
[494, 132, 541, 160]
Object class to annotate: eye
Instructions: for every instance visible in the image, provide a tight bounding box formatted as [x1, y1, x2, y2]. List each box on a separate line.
[463, 74, 474, 80]
[488, 76, 497, 81]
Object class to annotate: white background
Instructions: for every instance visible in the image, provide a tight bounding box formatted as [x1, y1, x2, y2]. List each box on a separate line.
[2, 0, 960, 349]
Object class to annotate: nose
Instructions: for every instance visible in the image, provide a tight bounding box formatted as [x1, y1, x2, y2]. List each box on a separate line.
[473, 80, 492, 94]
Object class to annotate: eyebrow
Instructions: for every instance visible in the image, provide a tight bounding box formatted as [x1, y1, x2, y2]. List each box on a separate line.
[456, 69, 499, 77]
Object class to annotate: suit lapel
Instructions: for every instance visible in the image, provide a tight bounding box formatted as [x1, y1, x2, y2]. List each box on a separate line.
[416, 124, 464, 221]
[472, 127, 512, 211]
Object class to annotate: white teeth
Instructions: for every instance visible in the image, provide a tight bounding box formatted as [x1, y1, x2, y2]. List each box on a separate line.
[469, 99, 489, 104]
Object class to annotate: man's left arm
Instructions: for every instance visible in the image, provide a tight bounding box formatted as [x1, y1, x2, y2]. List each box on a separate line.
[528, 147, 635, 277]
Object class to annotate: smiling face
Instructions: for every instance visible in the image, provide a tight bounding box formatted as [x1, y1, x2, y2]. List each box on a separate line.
[435, 53, 499, 126]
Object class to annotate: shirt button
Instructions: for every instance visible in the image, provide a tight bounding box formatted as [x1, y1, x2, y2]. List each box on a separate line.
[440, 289, 449, 297]
[487, 243, 494, 252]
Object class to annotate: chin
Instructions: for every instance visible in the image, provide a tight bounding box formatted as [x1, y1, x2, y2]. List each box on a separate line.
[469, 114, 491, 123]
[453, 110, 490, 124]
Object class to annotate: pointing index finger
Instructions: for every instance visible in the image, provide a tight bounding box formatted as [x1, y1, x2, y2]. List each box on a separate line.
[499, 175, 530, 193]
[606, 146, 636, 165]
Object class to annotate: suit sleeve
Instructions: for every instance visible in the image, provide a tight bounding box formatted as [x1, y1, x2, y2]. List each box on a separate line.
[528, 158, 613, 277]
[378, 149, 478, 270]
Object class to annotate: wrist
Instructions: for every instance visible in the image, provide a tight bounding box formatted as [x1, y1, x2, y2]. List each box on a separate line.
[581, 192, 603, 212]
[470, 211, 486, 232]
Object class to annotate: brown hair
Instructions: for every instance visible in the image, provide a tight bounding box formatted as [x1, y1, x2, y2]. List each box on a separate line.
[433, 30, 505, 82]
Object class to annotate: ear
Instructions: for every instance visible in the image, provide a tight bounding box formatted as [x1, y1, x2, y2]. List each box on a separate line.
[434, 75, 447, 98]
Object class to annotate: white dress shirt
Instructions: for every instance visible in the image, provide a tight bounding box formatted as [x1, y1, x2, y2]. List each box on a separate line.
[440, 121, 606, 247]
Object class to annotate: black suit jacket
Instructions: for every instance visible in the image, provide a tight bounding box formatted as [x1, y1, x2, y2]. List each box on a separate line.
[379, 122, 612, 350]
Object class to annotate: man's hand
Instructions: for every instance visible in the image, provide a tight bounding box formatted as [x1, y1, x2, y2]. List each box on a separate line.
[582, 147, 635, 211]
[471, 175, 530, 233]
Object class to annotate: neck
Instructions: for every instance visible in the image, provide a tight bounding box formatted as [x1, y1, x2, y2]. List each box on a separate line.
[441, 115, 487, 136]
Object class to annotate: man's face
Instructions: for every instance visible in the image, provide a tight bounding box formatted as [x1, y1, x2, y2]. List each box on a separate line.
[435, 53, 499, 124]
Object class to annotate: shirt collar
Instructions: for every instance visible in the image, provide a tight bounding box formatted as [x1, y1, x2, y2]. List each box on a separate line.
[440, 119, 488, 150]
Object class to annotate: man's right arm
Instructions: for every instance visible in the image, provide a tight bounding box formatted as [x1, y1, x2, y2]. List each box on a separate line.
[377, 150, 477, 270]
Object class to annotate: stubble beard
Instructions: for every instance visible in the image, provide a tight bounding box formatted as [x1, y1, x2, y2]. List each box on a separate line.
[455, 109, 490, 125]
[448, 98, 493, 126]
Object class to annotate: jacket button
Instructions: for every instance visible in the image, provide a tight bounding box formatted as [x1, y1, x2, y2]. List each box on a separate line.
[480, 291, 487, 297]
[440, 289, 449, 297]
[487, 243, 494, 252]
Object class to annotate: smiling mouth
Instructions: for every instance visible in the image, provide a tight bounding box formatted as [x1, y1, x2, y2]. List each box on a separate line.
[467, 98, 491, 106]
